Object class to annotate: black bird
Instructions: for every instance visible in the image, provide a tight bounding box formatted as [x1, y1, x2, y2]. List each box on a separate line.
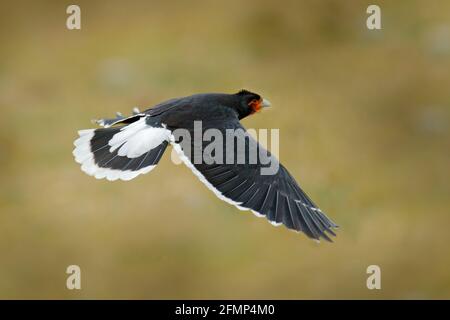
[73, 90, 338, 241]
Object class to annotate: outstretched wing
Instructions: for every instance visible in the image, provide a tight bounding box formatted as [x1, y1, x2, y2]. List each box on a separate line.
[171, 119, 338, 241]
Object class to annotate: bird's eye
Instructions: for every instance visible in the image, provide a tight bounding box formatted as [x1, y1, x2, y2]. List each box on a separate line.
[248, 99, 259, 106]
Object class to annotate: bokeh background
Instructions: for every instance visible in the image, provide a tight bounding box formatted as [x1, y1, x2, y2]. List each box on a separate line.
[1, 0, 449, 299]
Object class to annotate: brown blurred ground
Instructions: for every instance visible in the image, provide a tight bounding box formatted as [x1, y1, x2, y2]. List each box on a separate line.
[0, 0, 449, 299]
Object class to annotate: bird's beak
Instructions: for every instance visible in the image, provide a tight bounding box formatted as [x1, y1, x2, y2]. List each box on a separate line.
[261, 98, 271, 108]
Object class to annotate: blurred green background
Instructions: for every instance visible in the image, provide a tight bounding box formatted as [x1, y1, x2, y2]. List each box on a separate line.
[1, 0, 449, 299]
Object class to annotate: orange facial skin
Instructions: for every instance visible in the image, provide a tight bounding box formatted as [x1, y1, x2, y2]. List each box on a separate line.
[249, 98, 263, 114]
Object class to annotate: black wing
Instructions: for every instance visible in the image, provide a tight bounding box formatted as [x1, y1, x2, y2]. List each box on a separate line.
[172, 118, 338, 242]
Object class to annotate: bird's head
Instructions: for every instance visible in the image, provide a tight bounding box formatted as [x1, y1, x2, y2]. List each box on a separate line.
[234, 89, 271, 119]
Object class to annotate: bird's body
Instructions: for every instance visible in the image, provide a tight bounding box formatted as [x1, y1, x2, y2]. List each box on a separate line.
[73, 90, 338, 241]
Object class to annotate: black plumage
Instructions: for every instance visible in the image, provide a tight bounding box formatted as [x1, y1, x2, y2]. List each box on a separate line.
[73, 90, 338, 241]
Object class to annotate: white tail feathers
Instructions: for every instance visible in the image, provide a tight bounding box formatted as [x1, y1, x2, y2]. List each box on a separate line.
[73, 117, 171, 181]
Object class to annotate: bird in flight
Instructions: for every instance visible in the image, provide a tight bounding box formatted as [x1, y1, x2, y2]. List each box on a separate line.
[73, 90, 338, 241]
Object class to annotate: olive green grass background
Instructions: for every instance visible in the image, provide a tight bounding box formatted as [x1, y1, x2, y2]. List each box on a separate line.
[0, 0, 449, 299]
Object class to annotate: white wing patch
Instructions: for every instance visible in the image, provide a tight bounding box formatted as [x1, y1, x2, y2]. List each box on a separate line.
[73, 129, 155, 181]
[108, 117, 171, 158]
[73, 118, 171, 181]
